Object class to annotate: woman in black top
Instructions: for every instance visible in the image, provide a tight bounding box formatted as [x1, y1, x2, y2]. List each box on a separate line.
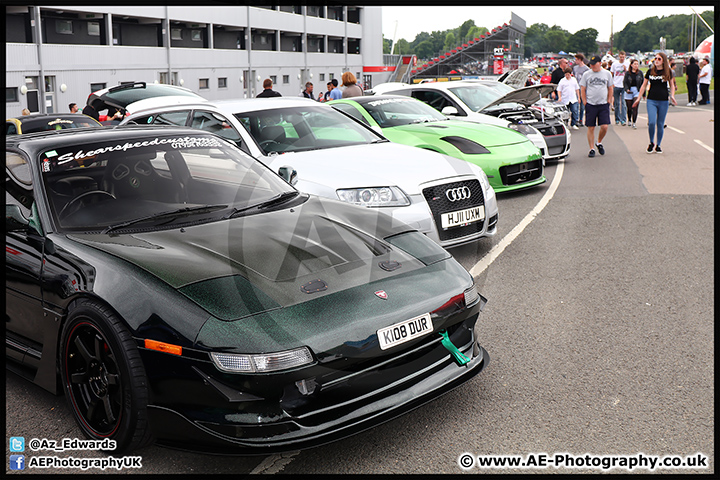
[633, 52, 677, 154]
[623, 59, 644, 129]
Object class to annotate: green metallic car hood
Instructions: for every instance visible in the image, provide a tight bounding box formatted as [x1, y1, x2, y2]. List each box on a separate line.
[69, 196, 427, 316]
[382, 120, 529, 149]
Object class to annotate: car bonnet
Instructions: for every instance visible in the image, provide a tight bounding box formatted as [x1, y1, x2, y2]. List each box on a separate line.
[66, 196, 428, 313]
[479, 84, 557, 110]
[265, 141, 481, 195]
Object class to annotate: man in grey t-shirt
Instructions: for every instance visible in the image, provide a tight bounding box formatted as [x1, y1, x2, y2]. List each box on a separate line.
[579, 55, 613, 158]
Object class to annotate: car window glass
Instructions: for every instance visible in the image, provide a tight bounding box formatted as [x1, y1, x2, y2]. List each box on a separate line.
[362, 97, 445, 127]
[6, 122, 18, 135]
[448, 85, 505, 111]
[331, 103, 370, 126]
[412, 90, 453, 112]
[6, 152, 32, 186]
[191, 111, 244, 149]
[233, 105, 379, 154]
[152, 111, 190, 126]
[39, 134, 292, 232]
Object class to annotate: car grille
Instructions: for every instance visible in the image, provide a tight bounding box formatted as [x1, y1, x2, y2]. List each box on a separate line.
[536, 123, 566, 137]
[421, 179, 485, 242]
[499, 160, 543, 186]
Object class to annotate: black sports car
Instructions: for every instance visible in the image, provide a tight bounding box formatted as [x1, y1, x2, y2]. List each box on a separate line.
[6, 126, 489, 454]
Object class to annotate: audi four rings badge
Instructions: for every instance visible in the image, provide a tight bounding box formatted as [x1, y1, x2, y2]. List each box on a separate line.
[445, 186, 472, 202]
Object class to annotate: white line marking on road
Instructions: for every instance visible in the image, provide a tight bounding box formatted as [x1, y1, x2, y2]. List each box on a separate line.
[469, 159, 565, 278]
[693, 139, 714, 153]
[250, 451, 300, 475]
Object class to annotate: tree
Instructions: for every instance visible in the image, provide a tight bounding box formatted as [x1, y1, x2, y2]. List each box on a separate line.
[466, 26, 488, 42]
[545, 27, 569, 53]
[566, 28, 598, 55]
[415, 40, 435, 60]
[444, 32, 456, 52]
[458, 20, 475, 43]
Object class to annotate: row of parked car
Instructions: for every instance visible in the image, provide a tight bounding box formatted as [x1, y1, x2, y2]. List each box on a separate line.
[5, 78, 570, 455]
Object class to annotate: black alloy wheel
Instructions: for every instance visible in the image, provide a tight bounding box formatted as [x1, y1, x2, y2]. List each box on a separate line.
[60, 299, 154, 453]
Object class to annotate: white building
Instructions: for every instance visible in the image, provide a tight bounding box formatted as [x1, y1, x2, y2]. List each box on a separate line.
[5, 5, 386, 117]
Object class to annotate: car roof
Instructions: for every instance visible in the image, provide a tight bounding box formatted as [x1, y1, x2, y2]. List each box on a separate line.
[88, 82, 204, 111]
[5, 125, 216, 155]
[336, 94, 418, 106]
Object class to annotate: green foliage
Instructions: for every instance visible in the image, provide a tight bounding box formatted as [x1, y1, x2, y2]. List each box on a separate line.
[614, 10, 714, 53]
[390, 10, 714, 60]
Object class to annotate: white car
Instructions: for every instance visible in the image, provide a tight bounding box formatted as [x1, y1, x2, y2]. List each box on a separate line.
[120, 97, 498, 249]
[371, 80, 571, 161]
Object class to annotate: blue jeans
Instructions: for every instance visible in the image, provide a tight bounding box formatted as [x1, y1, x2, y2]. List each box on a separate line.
[567, 102, 579, 126]
[646, 99, 669, 146]
[613, 86, 627, 123]
[578, 101, 585, 125]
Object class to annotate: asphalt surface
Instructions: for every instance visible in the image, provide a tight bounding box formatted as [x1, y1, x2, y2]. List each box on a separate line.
[6, 91, 714, 475]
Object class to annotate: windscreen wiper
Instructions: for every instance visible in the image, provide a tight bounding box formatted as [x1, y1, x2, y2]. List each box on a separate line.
[102, 204, 228, 234]
[223, 191, 299, 219]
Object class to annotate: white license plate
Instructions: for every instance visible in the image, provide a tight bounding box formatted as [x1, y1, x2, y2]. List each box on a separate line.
[441, 205, 485, 229]
[377, 313, 433, 350]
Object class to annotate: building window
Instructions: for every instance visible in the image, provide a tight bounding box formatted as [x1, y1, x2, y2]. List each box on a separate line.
[319, 73, 325, 82]
[199, 78, 209, 89]
[270, 75, 277, 85]
[218, 77, 227, 88]
[56, 20, 73, 35]
[88, 22, 100, 36]
[7, 87, 19, 103]
[90, 83, 106, 93]
[171, 29, 182, 40]
[191, 30, 202, 42]
[282, 75, 289, 84]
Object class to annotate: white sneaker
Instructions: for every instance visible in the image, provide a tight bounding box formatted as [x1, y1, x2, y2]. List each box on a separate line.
[572, 125, 579, 130]
[687, 102, 693, 106]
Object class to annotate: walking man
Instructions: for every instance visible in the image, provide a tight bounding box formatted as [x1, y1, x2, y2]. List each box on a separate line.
[610, 51, 629, 125]
[698, 57, 712, 105]
[685, 57, 700, 106]
[573, 53, 590, 125]
[579, 55, 613, 158]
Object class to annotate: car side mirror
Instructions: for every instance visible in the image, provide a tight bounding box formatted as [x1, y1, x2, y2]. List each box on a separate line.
[441, 106, 459, 116]
[6, 204, 30, 232]
[278, 166, 298, 186]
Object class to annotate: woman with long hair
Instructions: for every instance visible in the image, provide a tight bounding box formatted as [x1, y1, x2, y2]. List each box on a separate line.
[623, 58, 644, 129]
[633, 52, 677, 153]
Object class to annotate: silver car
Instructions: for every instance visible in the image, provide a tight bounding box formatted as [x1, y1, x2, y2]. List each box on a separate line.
[121, 97, 499, 249]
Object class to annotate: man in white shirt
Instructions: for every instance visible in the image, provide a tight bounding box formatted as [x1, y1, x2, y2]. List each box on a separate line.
[610, 51, 630, 125]
[557, 67, 581, 129]
[698, 57, 712, 105]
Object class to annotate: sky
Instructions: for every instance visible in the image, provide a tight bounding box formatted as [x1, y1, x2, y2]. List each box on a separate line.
[381, 5, 715, 45]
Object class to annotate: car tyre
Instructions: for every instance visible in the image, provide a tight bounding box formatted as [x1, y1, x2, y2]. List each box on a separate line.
[60, 299, 154, 453]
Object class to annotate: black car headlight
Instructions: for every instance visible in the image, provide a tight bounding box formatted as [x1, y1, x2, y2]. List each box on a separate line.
[211, 347, 314, 373]
[508, 123, 537, 136]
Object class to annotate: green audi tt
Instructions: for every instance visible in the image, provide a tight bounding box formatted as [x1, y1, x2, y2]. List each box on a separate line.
[330, 95, 546, 193]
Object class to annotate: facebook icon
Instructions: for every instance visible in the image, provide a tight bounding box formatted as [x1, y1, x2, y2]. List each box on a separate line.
[9, 455, 25, 470]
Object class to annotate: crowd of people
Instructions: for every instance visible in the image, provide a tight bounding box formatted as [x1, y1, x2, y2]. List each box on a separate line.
[528, 51, 712, 157]
[255, 72, 365, 101]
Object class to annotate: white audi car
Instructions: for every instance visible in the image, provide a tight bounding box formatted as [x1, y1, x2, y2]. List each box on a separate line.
[371, 80, 571, 162]
[120, 97, 498, 249]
